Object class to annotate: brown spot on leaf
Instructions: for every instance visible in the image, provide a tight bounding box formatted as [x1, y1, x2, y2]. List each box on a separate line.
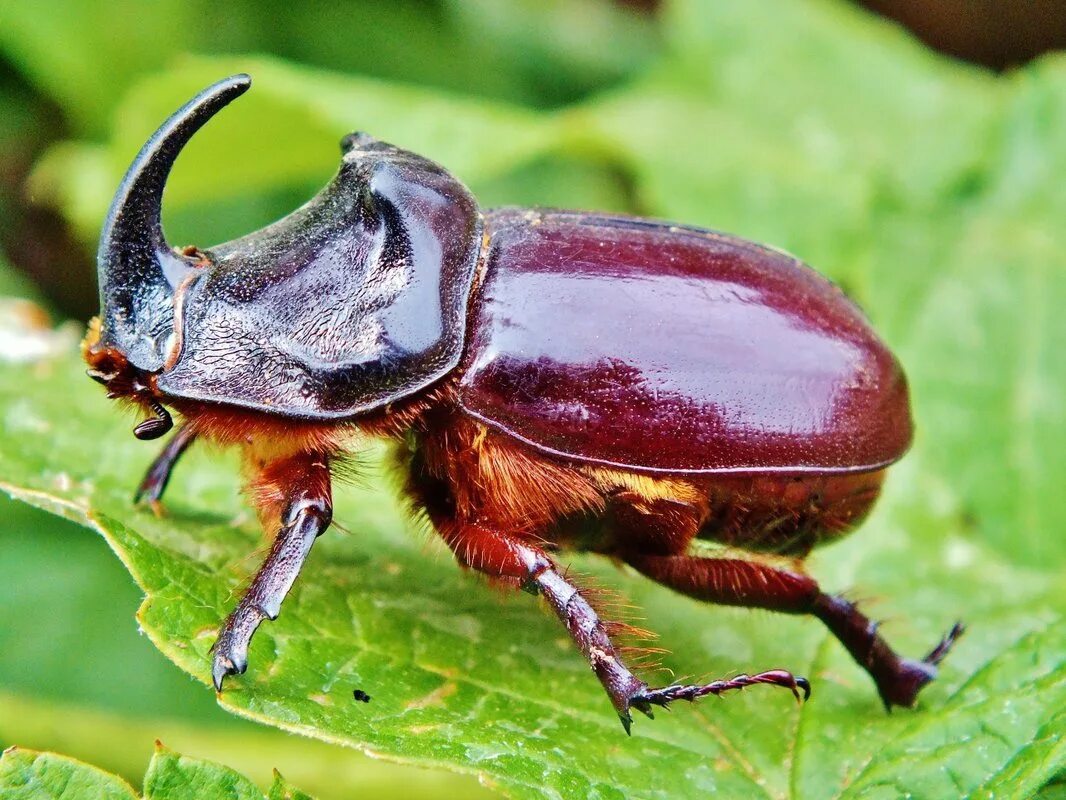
[405, 681, 458, 710]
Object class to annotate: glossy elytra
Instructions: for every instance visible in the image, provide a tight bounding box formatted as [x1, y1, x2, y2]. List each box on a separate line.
[85, 75, 962, 732]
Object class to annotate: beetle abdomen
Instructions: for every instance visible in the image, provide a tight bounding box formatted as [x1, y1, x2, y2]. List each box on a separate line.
[458, 209, 912, 474]
[696, 471, 886, 555]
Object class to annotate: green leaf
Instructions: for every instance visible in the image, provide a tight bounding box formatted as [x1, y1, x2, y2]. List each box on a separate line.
[839, 626, 1066, 799]
[0, 0, 195, 135]
[0, 748, 137, 800]
[267, 771, 314, 800]
[0, 492, 224, 718]
[143, 745, 264, 800]
[0, 744, 314, 800]
[0, 691, 488, 800]
[659, 0, 999, 206]
[970, 709, 1066, 800]
[0, 492, 492, 799]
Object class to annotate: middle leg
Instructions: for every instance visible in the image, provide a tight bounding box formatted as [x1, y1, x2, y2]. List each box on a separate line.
[436, 518, 809, 732]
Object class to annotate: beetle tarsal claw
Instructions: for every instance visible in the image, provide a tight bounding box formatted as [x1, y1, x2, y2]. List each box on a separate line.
[628, 669, 811, 713]
[211, 601, 263, 693]
[211, 622, 255, 693]
[925, 621, 966, 666]
[211, 655, 242, 693]
[634, 703, 655, 720]
[876, 621, 966, 710]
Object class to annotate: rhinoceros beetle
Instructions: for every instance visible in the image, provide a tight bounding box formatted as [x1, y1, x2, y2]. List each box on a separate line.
[84, 75, 963, 732]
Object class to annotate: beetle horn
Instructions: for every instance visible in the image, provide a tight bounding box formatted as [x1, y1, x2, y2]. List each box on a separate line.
[97, 74, 251, 371]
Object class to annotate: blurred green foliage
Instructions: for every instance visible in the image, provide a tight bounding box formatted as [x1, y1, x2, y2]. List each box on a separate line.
[0, 0, 1064, 798]
[0, 743, 316, 799]
[0, 0, 657, 136]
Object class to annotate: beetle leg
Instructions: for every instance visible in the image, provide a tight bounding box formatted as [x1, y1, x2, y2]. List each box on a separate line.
[436, 521, 807, 733]
[627, 554, 964, 709]
[134, 421, 197, 513]
[212, 451, 332, 692]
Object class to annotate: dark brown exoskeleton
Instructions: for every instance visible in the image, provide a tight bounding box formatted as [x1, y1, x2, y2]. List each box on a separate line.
[84, 76, 962, 733]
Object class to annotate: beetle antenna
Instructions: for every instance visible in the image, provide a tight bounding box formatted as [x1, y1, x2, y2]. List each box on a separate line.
[133, 400, 174, 441]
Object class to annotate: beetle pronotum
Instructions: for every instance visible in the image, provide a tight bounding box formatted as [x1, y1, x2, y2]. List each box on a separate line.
[84, 75, 962, 732]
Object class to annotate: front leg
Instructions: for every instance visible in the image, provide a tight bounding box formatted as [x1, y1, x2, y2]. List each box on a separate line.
[135, 421, 197, 511]
[437, 520, 807, 733]
[212, 450, 332, 691]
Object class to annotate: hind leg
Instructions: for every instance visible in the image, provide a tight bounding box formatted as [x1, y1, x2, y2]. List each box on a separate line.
[626, 553, 963, 708]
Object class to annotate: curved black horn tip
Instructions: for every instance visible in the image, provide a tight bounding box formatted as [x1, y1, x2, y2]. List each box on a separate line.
[214, 73, 252, 96]
[138, 72, 253, 169]
[177, 73, 253, 124]
[102, 72, 254, 239]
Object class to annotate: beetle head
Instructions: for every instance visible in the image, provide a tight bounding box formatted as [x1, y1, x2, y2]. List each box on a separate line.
[90, 75, 481, 425]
